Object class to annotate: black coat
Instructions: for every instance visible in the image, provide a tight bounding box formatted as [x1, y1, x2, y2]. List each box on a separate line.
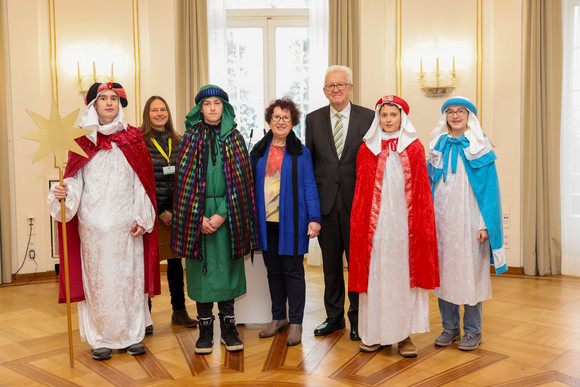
[305, 103, 374, 215]
[147, 131, 179, 215]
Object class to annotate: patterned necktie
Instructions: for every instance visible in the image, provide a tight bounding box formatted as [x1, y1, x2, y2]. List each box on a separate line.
[333, 112, 344, 158]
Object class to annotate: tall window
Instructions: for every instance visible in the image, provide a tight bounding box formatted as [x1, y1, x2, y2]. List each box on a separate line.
[561, 0, 580, 275]
[208, 0, 328, 146]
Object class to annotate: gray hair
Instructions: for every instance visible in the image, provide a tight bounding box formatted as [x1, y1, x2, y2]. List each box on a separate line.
[325, 65, 353, 85]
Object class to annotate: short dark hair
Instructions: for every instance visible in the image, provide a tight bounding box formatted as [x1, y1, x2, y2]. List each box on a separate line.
[379, 102, 401, 113]
[264, 98, 301, 127]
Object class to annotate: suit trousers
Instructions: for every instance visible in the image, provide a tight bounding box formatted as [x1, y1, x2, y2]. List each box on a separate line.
[318, 190, 358, 323]
[262, 221, 306, 324]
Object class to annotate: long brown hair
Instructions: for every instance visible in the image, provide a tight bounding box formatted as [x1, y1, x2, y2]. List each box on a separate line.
[140, 96, 181, 145]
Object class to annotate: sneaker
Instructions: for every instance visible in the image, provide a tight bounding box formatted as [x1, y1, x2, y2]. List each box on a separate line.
[398, 336, 417, 357]
[145, 324, 154, 335]
[92, 347, 112, 361]
[195, 316, 215, 354]
[126, 343, 146, 356]
[359, 342, 381, 352]
[434, 328, 461, 347]
[458, 332, 482, 351]
[172, 309, 198, 328]
[220, 315, 244, 352]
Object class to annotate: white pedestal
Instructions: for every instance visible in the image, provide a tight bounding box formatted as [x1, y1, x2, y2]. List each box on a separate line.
[235, 252, 272, 324]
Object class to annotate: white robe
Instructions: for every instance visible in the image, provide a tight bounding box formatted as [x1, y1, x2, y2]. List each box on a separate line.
[358, 149, 430, 346]
[432, 153, 491, 306]
[48, 143, 155, 349]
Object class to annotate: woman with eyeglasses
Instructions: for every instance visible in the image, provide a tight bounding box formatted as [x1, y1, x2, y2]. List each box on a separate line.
[427, 96, 506, 351]
[250, 98, 321, 346]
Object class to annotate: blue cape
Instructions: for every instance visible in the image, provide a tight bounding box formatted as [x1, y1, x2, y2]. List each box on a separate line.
[428, 134, 507, 275]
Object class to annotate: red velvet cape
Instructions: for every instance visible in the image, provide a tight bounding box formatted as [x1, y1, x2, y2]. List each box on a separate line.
[349, 139, 439, 293]
[57, 125, 160, 303]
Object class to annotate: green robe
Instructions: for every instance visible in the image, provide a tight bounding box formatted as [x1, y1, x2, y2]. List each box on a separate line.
[185, 137, 246, 303]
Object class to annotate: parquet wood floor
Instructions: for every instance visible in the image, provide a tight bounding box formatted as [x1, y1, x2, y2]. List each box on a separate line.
[1, 266, 579, 386]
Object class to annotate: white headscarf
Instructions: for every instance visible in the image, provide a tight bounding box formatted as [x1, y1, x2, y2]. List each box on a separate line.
[429, 96, 486, 155]
[79, 89, 127, 144]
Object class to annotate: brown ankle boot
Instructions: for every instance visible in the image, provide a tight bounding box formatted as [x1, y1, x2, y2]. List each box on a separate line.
[286, 323, 302, 346]
[172, 309, 198, 328]
[259, 319, 288, 338]
[398, 336, 417, 357]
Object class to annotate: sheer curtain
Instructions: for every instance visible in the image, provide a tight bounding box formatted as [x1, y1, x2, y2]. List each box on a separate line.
[207, 0, 328, 109]
[207, 0, 228, 88]
[308, 0, 329, 112]
[561, 0, 580, 276]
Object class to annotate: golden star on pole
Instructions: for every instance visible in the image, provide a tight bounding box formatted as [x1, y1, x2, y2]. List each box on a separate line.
[22, 100, 93, 168]
[21, 99, 93, 368]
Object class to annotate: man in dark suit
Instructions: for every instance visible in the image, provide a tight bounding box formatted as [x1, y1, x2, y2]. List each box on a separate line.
[305, 65, 374, 340]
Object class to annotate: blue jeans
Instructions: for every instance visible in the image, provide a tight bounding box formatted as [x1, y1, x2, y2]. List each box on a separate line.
[438, 298, 482, 334]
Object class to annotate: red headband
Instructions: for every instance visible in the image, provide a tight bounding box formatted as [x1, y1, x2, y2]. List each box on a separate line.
[375, 95, 410, 115]
[96, 82, 127, 100]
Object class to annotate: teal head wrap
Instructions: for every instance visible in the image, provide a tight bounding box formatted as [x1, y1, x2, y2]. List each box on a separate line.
[184, 84, 236, 135]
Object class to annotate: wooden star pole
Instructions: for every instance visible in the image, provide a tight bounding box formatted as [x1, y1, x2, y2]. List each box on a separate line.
[21, 100, 92, 367]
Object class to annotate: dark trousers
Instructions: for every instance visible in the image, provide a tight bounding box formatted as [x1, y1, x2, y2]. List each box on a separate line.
[317, 190, 358, 324]
[196, 299, 235, 319]
[167, 258, 186, 311]
[262, 222, 306, 324]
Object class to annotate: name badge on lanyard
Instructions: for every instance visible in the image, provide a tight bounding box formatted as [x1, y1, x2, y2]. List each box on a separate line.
[163, 165, 175, 175]
[152, 137, 175, 175]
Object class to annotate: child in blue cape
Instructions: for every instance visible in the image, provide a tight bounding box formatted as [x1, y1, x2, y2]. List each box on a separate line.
[428, 96, 506, 351]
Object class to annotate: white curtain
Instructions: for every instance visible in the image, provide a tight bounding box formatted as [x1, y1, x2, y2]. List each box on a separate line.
[306, 0, 328, 266]
[207, 0, 228, 88]
[308, 0, 329, 112]
[561, 0, 580, 276]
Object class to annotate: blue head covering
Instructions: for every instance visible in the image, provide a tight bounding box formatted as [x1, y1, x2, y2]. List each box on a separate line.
[184, 84, 236, 135]
[441, 96, 478, 115]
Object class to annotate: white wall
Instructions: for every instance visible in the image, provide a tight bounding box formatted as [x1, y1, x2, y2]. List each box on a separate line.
[3, 0, 176, 275]
[360, 0, 523, 268]
[3, 0, 524, 274]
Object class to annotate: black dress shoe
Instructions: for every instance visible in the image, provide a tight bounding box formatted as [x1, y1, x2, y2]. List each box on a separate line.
[350, 324, 361, 341]
[313, 317, 346, 336]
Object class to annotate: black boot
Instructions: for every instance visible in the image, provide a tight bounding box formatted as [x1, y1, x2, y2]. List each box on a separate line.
[195, 316, 214, 354]
[220, 315, 243, 352]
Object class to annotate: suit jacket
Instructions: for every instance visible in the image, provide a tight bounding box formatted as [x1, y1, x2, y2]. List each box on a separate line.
[305, 103, 375, 215]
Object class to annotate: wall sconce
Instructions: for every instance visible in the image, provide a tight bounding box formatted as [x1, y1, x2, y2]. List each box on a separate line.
[418, 56, 456, 97]
[77, 61, 116, 93]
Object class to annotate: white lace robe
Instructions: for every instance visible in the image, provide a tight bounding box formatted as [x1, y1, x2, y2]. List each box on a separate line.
[48, 143, 155, 349]
[432, 153, 491, 306]
[358, 150, 430, 346]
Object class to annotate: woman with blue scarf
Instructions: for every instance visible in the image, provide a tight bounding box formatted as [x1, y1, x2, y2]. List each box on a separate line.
[427, 96, 506, 351]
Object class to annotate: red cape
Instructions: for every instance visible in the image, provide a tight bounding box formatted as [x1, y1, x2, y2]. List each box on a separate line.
[57, 125, 160, 303]
[349, 139, 439, 293]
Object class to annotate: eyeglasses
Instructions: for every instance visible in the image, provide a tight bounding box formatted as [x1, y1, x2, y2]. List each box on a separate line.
[324, 83, 350, 91]
[446, 108, 468, 117]
[272, 115, 292, 123]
